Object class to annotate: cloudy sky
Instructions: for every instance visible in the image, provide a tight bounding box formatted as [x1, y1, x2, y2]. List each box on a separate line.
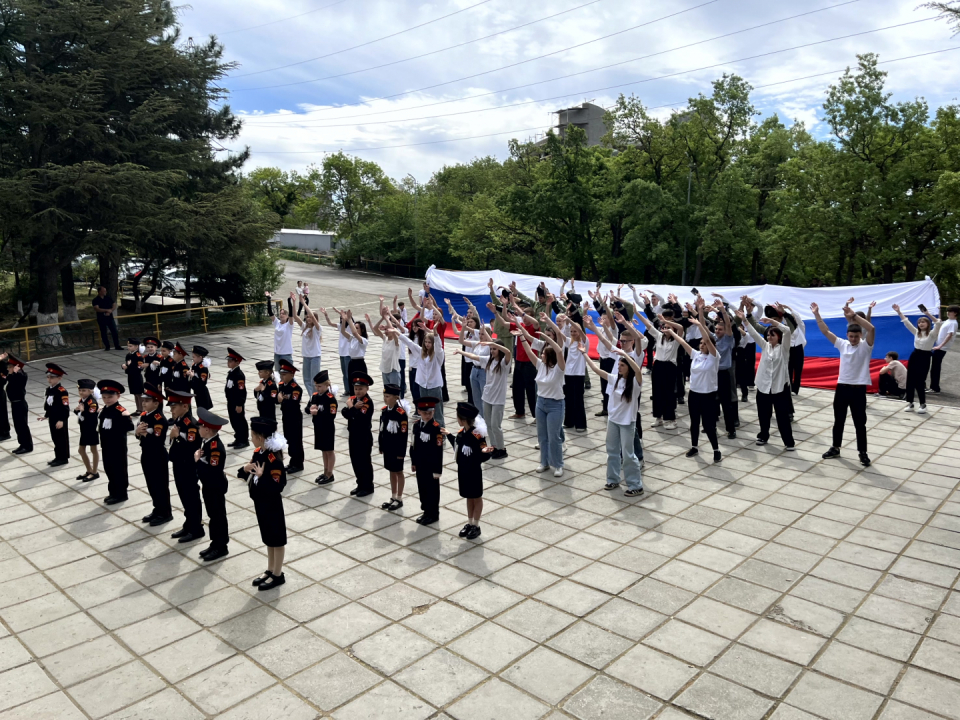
[177, 0, 959, 181]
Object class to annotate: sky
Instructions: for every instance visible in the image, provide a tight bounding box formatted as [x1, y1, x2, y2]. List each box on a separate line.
[176, 0, 960, 182]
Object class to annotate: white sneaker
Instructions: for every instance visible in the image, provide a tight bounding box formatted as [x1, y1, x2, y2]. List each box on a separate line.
[534, 443, 540, 450]
[553, 468, 564, 478]
[904, 403, 915, 412]
[650, 418, 663, 428]
[536, 465, 549, 473]
[664, 421, 677, 430]
[917, 404, 927, 415]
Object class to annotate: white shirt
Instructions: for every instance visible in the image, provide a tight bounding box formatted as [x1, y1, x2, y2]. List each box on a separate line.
[936, 318, 957, 350]
[835, 337, 873, 385]
[380, 338, 402, 373]
[564, 338, 586, 377]
[596, 329, 616, 360]
[535, 360, 566, 400]
[464, 330, 481, 366]
[606, 371, 641, 425]
[789, 314, 807, 348]
[301, 326, 322, 358]
[337, 323, 351, 356]
[649, 327, 679, 364]
[744, 320, 792, 394]
[686, 324, 702, 341]
[689, 351, 719, 393]
[348, 335, 368, 359]
[273, 317, 293, 355]
[398, 334, 444, 388]
[480, 352, 510, 405]
[902, 317, 942, 352]
[400, 308, 409, 324]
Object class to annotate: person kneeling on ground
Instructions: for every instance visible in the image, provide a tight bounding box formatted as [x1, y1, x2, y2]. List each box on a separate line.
[878, 352, 907, 399]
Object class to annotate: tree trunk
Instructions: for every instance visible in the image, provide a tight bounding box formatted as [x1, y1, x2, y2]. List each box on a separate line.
[184, 258, 192, 319]
[61, 265, 79, 322]
[98, 253, 118, 299]
[692, 246, 704, 285]
[775, 255, 788, 284]
[882, 262, 893, 284]
[835, 251, 845, 286]
[750, 248, 760, 285]
[36, 262, 63, 346]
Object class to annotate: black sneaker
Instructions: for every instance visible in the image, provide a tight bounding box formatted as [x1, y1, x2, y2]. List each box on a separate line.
[595, 409, 608, 417]
[624, 488, 644, 497]
[822, 447, 841, 460]
[727, 431, 737, 439]
[713, 450, 722, 463]
[685, 447, 699, 457]
[755, 439, 767, 446]
[859, 453, 871, 467]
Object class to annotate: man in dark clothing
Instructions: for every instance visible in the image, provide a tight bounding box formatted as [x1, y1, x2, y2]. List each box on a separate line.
[92, 286, 122, 350]
[1, 353, 32, 453]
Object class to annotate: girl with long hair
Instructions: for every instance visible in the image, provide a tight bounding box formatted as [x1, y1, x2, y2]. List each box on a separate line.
[241, 417, 288, 591]
[342, 310, 369, 377]
[455, 340, 513, 459]
[514, 323, 566, 477]
[737, 306, 795, 449]
[367, 312, 403, 392]
[893, 304, 942, 415]
[634, 307, 684, 430]
[393, 316, 447, 426]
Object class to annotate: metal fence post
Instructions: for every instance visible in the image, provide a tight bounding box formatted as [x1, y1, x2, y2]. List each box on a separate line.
[24, 329, 30, 361]
[243, 303, 249, 326]
[202, 307, 208, 333]
[154, 313, 161, 338]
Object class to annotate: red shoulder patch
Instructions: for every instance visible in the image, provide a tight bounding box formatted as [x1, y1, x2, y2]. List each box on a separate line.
[210, 440, 218, 448]
[267, 453, 276, 462]
[117, 405, 126, 413]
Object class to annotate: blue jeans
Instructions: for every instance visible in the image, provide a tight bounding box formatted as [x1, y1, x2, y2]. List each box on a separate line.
[607, 420, 642, 490]
[470, 366, 486, 417]
[274, 353, 293, 370]
[302, 356, 320, 385]
[420, 385, 444, 426]
[339, 355, 350, 393]
[536, 397, 564, 469]
[382, 370, 401, 391]
[399, 359, 407, 398]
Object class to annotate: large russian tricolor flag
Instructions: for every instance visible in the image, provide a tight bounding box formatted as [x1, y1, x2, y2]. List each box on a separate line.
[424, 266, 942, 392]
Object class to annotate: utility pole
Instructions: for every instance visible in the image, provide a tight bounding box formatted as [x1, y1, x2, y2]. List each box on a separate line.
[412, 177, 419, 273]
[682, 166, 692, 286]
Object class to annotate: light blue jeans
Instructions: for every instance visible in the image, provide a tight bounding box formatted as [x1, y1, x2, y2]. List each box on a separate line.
[302, 356, 320, 385]
[382, 371, 401, 391]
[274, 353, 293, 370]
[607, 420, 643, 490]
[536, 397, 565, 469]
[470, 366, 486, 417]
[420, 385, 444, 427]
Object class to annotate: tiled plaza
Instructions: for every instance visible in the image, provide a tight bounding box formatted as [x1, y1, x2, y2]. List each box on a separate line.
[0, 322, 958, 719]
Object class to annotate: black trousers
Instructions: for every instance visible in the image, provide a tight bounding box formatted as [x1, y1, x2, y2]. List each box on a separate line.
[563, 375, 587, 430]
[0, 394, 9, 437]
[833, 383, 867, 454]
[736, 344, 756, 395]
[756, 388, 795, 447]
[789, 345, 805, 394]
[172, 460, 203, 535]
[717, 367, 739, 433]
[228, 404, 248, 443]
[440, 360, 450, 402]
[201, 474, 229, 548]
[103, 444, 129, 499]
[688, 390, 719, 449]
[349, 433, 374, 493]
[652, 361, 677, 421]
[49, 418, 69, 461]
[283, 413, 304, 467]
[409, 367, 420, 401]
[930, 349, 946, 393]
[906, 349, 932, 405]
[416, 467, 440, 518]
[11, 401, 32, 450]
[97, 318, 120, 349]
[142, 451, 171, 515]
[347, 358, 367, 378]
[599, 358, 615, 411]
[675, 348, 687, 400]
[878, 374, 904, 398]
[512, 359, 537, 416]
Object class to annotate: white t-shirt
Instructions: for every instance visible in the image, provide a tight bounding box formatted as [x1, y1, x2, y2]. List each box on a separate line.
[606, 371, 641, 426]
[689, 351, 719, 394]
[273, 317, 293, 355]
[686, 324, 702, 341]
[835, 337, 873, 386]
[789, 316, 807, 347]
[596, 331, 616, 360]
[337, 323, 351, 356]
[649, 328, 679, 364]
[564, 338, 586, 377]
[535, 360, 566, 400]
[464, 330, 481, 366]
[399, 334, 443, 388]
[380, 338, 402, 373]
[937, 318, 958, 350]
[348, 335, 368, 359]
[480, 352, 510, 405]
[301, 326, 322, 358]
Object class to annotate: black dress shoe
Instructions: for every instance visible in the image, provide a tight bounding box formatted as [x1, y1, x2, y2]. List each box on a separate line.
[0, 434, 11, 441]
[48, 458, 68, 467]
[142, 513, 156, 523]
[84, 473, 99, 482]
[258, 573, 285, 591]
[202, 546, 229, 562]
[317, 474, 334, 485]
[466, 525, 482, 540]
[76, 473, 89, 481]
[149, 514, 173, 527]
[104, 496, 126, 505]
[354, 489, 374, 498]
[177, 531, 204, 544]
[459, 524, 473, 538]
[13, 447, 32, 455]
[285, 464, 304, 474]
[252, 571, 273, 587]
[232, 441, 249, 449]
[418, 515, 438, 526]
[822, 447, 841, 460]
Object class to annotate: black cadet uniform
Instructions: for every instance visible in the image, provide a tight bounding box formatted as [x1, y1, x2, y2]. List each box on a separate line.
[306, 384, 338, 451]
[195, 407, 230, 561]
[378, 397, 409, 472]
[168, 392, 204, 541]
[138, 385, 171, 523]
[159, 343, 176, 391]
[448, 422, 491, 499]
[225, 348, 248, 447]
[169, 344, 191, 392]
[74, 382, 100, 448]
[410, 398, 444, 524]
[254, 361, 279, 421]
[0, 359, 11, 441]
[277, 361, 304, 472]
[123, 343, 144, 397]
[98, 380, 134, 502]
[190, 346, 213, 410]
[43, 364, 71, 464]
[341, 372, 375, 497]
[239, 439, 287, 548]
[6, 358, 32, 453]
[142, 338, 162, 390]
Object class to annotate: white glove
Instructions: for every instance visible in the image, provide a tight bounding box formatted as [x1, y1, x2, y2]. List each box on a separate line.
[387, 420, 399, 434]
[461, 445, 472, 457]
[173, 371, 180, 378]
[226, 380, 234, 389]
[419, 432, 430, 442]
[103, 419, 113, 430]
[161, 367, 168, 374]
[257, 393, 263, 402]
[46, 397, 53, 406]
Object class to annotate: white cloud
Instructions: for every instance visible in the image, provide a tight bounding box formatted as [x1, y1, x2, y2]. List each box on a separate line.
[176, 0, 960, 179]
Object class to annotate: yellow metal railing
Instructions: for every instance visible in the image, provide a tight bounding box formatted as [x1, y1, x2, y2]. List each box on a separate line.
[0, 300, 280, 361]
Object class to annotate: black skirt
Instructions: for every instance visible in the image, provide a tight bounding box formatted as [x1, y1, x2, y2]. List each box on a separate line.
[314, 423, 336, 451]
[254, 493, 287, 547]
[458, 470, 483, 499]
[78, 419, 99, 447]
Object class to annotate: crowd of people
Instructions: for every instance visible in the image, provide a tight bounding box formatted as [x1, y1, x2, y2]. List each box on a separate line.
[0, 280, 954, 592]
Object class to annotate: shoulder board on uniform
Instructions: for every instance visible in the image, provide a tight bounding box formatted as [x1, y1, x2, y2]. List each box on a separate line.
[397, 406, 406, 415]
[432, 421, 440, 427]
[183, 417, 192, 425]
[473, 431, 483, 440]
[117, 405, 126, 413]
[210, 440, 218, 448]
[267, 452, 276, 462]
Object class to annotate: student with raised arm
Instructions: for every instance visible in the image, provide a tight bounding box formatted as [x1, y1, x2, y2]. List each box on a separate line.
[582, 345, 645, 497]
[666, 311, 722, 462]
[393, 314, 447, 426]
[736, 304, 795, 450]
[321, 306, 351, 396]
[710, 299, 740, 439]
[781, 303, 807, 396]
[812, 302, 875, 465]
[291, 306, 322, 387]
[892, 303, 941, 415]
[584, 312, 617, 417]
[408, 285, 434, 322]
[634, 308, 683, 430]
[930, 305, 958, 394]
[264, 292, 294, 369]
[342, 310, 370, 378]
[367, 312, 402, 392]
[542, 312, 588, 433]
[455, 341, 513, 459]
[514, 323, 566, 477]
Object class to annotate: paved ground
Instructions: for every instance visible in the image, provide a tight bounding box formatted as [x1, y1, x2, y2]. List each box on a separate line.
[0, 269, 959, 719]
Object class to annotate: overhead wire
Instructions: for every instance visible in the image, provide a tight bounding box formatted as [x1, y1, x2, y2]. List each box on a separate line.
[231, 0, 497, 78]
[228, 45, 960, 155]
[240, 0, 875, 128]
[218, 0, 353, 36]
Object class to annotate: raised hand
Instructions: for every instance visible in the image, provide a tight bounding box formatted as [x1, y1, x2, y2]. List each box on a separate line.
[810, 302, 819, 314]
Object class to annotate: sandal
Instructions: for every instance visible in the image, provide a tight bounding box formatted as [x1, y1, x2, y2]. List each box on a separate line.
[384, 499, 403, 511]
[252, 570, 273, 587]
